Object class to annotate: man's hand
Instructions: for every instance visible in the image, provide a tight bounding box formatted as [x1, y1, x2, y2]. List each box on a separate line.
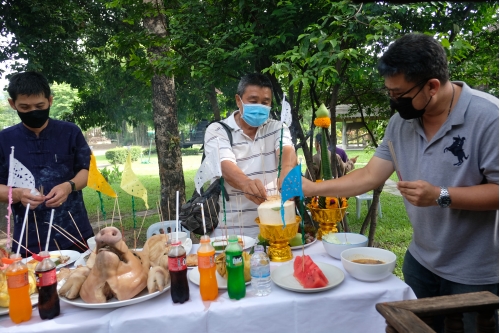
[397, 180, 440, 207]
[241, 179, 267, 205]
[14, 188, 45, 209]
[45, 182, 72, 208]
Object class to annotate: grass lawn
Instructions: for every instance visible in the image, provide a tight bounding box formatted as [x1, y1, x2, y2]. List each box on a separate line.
[84, 149, 412, 279]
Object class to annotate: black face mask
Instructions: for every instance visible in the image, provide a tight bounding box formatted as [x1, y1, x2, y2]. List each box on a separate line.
[390, 84, 432, 120]
[17, 107, 50, 128]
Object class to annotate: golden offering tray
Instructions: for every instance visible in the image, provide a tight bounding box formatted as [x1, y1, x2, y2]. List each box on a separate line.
[255, 216, 301, 262]
[307, 206, 347, 240]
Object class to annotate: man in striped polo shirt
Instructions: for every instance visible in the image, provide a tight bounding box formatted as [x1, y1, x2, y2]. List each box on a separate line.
[203, 73, 297, 238]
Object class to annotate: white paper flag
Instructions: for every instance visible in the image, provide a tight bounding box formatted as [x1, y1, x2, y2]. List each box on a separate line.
[281, 93, 292, 127]
[194, 151, 222, 195]
[7, 147, 35, 189]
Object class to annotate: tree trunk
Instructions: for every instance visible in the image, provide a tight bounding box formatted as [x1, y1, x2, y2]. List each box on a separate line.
[143, 0, 186, 215]
[359, 184, 384, 247]
[207, 84, 221, 121]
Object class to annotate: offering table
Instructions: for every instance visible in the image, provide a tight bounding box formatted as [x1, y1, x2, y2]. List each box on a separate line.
[0, 241, 416, 333]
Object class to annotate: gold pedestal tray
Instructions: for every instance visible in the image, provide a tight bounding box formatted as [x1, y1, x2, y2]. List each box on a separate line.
[308, 206, 347, 240]
[256, 216, 301, 262]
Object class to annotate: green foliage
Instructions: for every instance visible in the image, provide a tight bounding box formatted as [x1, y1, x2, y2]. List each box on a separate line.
[105, 146, 142, 164]
[50, 83, 79, 120]
[100, 165, 122, 184]
[181, 148, 201, 156]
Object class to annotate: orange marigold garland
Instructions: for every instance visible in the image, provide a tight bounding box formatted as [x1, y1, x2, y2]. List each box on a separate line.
[313, 117, 331, 129]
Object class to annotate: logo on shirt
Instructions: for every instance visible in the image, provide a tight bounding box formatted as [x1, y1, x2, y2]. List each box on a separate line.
[444, 135, 469, 166]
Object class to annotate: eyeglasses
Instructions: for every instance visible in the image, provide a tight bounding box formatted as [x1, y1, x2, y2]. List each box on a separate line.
[386, 79, 429, 101]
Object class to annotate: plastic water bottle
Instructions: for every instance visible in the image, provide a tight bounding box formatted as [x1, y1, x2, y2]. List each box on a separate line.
[250, 245, 271, 296]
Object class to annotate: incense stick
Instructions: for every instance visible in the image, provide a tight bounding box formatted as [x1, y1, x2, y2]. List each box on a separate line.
[33, 212, 41, 252]
[388, 140, 403, 181]
[68, 211, 88, 249]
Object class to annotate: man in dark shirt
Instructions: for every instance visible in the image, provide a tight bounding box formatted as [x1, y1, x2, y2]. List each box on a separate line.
[0, 72, 93, 255]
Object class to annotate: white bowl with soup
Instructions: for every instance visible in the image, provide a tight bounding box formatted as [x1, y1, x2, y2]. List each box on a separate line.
[340, 247, 396, 282]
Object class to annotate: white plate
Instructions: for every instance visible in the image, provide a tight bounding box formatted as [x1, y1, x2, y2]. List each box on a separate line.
[188, 267, 250, 289]
[290, 237, 317, 250]
[0, 294, 39, 316]
[58, 284, 170, 309]
[271, 261, 344, 293]
[73, 239, 193, 267]
[210, 235, 255, 253]
[23, 250, 81, 269]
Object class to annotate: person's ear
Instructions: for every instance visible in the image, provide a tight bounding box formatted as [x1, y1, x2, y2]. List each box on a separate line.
[8, 98, 16, 110]
[48, 95, 54, 107]
[427, 79, 441, 97]
[235, 94, 242, 112]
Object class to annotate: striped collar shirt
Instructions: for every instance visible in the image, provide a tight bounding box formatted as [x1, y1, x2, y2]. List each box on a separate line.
[203, 111, 293, 238]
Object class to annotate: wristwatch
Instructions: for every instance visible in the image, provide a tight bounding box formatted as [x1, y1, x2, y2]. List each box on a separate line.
[436, 186, 451, 208]
[67, 180, 76, 192]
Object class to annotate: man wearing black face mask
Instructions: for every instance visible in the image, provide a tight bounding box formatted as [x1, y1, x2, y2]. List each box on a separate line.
[302, 33, 498, 332]
[0, 72, 93, 255]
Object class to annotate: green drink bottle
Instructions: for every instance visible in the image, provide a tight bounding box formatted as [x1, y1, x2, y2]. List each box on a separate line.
[225, 235, 246, 300]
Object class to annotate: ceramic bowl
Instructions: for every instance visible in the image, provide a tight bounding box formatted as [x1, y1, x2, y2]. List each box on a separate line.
[322, 232, 368, 259]
[341, 247, 396, 282]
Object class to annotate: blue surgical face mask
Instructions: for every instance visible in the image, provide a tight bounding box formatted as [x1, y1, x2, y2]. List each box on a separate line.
[239, 96, 271, 127]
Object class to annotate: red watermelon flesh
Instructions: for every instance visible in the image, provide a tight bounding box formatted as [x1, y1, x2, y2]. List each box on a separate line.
[293, 255, 329, 288]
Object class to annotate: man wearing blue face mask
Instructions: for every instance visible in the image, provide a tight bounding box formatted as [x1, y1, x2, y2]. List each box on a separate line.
[203, 73, 297, 238]
[0, 72, 93, 256]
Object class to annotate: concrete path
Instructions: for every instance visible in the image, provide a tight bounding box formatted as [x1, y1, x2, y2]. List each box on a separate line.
[384, 179, 401, 196]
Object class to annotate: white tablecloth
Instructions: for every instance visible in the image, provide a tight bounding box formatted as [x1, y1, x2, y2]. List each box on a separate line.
[0, 242, 416, 333]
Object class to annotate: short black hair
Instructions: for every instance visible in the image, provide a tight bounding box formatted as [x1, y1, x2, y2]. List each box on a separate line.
[378, 33, 449, 84]
[7, 72, 51, 102]
[236, 73, 273, 97]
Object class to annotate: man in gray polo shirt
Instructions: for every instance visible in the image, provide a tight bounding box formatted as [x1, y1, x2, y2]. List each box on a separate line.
[303, 33, 498, 332]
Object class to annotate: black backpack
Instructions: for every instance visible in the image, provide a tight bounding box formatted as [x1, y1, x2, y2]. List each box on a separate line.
[180, 121, 232, 235]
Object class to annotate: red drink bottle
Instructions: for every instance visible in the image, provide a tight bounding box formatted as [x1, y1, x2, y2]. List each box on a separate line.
[35, 251, 60, 319]
[168, 240, 190, 303]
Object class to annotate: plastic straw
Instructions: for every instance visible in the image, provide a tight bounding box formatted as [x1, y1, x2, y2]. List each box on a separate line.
[198, 203, 207, 235]
[175, 191, 179, 242]
[45, 209, 55, 252]
[16, 203, 30, 256]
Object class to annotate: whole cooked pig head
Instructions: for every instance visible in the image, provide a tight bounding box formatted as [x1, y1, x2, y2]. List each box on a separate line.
[80, 227, 150, 303]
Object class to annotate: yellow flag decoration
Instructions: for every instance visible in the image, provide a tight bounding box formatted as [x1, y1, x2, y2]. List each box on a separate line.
[87, 153, 117, 198]
[120, 150, 149, 209]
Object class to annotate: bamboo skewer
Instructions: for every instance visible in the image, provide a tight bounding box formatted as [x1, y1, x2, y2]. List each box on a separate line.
[388, 140, 403, 181]
[116, 197, 124, 236]
[136, 210, 148, 247]
[111, 197, 117, 227]
[54, 239, 63, 258]
[0, 230, 34, 255]
[68, 211, 88, 249]
[45, 223, 87, 251]
[33, 212, 41, 252]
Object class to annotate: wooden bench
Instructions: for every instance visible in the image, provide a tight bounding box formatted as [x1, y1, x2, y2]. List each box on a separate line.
[376, 291, 498, 333]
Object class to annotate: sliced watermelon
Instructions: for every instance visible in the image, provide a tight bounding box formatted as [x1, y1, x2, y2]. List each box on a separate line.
[293, 255, 329, 288]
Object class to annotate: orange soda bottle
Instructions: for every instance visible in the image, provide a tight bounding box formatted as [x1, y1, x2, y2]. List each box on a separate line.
[3, 254, 32, 324]
[197, 235, 218, 300]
